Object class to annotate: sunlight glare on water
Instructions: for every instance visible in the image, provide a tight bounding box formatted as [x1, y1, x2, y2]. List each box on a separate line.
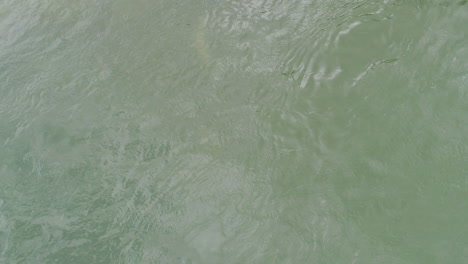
[0, 0, 467, 263]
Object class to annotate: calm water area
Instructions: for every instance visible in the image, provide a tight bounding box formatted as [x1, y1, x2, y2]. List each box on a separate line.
[0, 0, 467, 263]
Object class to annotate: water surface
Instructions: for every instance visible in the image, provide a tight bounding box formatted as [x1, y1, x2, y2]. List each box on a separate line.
[0, 0, 467, 263]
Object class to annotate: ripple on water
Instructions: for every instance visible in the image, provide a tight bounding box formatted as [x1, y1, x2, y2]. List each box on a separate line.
[1, 0, 467, 263]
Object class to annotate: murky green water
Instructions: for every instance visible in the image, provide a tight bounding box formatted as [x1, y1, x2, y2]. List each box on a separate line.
[1, 0, 467, 263]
